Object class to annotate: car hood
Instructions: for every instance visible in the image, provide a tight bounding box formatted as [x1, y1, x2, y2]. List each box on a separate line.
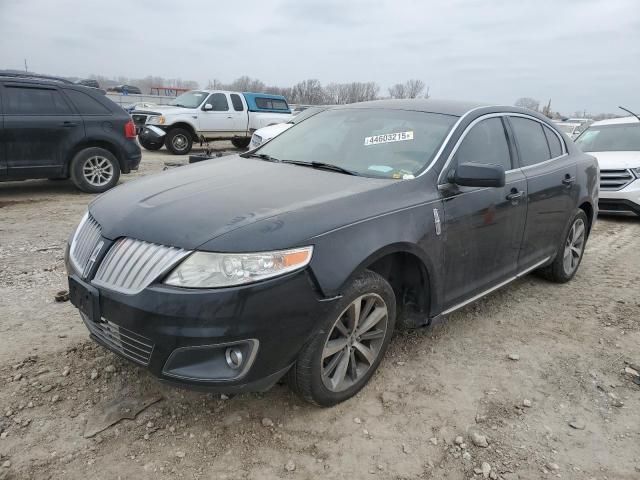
[89, 155, 397, 251]
[131, 105, 193, 116]
[589, 151, 640, 169]
[255, 122, 292, 141]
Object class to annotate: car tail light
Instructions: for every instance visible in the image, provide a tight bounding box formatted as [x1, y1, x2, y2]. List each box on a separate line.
[124, 120, 137, 138]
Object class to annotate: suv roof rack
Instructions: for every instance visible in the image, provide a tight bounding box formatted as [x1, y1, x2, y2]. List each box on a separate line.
[0, 71, 74, 84]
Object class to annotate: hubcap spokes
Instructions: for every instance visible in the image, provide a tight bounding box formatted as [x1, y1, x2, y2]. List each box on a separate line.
[321, 294, 388, 392]
[563, 219, 585, 274]
[82, 156, 113, 186]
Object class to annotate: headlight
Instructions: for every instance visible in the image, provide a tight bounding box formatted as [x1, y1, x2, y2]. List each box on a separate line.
[164, 246, 313, 288]
[147, 115, 165, 125]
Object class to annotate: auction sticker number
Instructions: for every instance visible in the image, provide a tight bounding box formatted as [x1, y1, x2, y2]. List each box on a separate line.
[364, 131, 414, 146]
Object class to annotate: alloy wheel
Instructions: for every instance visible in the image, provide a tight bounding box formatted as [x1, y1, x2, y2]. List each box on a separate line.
[563, 218, 585, 275]
[82, 156, 114, 187]
[321, 293, 389, 392]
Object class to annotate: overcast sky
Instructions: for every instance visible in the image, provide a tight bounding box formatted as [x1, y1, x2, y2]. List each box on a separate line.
[1, 0, 638, 114]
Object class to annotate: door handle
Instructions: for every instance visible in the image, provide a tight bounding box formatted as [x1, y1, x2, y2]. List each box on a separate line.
[562, 175, 575, 186]
[62, 121, 78, 127]
[506, 190, 524, 201]
[227, 116, 233, 119]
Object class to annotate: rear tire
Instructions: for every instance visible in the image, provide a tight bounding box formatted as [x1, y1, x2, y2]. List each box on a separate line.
[537, 210, 588, 283]
[139, 136, 163, 151]
[231, 137, 251, 149]
[165, 128, 193, 155]
[70, 147, 121, 193]
[288, 270, 396, 407]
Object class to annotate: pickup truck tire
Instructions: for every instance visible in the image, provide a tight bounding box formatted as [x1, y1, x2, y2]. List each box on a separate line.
[231, 137, 251, 149]
[537, 210, 588, 283]
[70, 147, 121, 193]
[139, 136, 163, 151]
[165, 128, 193, 155]
[287, 270, 396, 407]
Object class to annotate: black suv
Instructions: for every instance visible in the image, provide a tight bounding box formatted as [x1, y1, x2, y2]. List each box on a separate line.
[66, 100, 598, 406]
[0, 74, 141, 193]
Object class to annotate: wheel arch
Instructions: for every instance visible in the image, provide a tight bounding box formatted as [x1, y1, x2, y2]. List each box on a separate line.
[167, 122, 198, 139]
[337, 243, 437, 327]
[578, 200, 595, 235]
[64, 139, 125, 176]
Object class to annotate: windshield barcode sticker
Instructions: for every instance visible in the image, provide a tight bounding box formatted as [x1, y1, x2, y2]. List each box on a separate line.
[364, 131, 414, 146]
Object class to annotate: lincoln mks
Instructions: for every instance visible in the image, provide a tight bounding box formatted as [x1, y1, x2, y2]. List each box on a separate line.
[66, 99, 598, 406]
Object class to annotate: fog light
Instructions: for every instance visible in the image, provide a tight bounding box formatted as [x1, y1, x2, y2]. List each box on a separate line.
[225, 347, 243, 370]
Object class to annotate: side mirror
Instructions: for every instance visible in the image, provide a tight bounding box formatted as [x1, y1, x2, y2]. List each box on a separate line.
[451, 162, 505, 188]
[203, 103, 213, 111]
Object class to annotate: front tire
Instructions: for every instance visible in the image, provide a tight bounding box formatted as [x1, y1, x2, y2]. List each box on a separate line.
[165, 128, 193, 155]
[288, 270, 396, 407]
[537, 210, 588, 283]
[70, 147, 121, 193]
[231, 137, 251, 149]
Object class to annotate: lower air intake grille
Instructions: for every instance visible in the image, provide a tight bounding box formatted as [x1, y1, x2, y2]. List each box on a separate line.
[82, 314, 154, 365]
[93, 237, 190, 294]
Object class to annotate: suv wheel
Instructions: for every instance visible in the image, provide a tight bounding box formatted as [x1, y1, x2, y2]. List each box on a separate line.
[139, 136, 163, 151]
[165, 128, 193, 155]
[231, 137, 251, 149]
[70, 147, 121, 193]
[288, 270, 396, 406]
[537, 210, 588, 283]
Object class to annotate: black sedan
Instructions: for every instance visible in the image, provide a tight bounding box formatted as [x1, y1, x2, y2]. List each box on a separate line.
[66, 99, 598, 406]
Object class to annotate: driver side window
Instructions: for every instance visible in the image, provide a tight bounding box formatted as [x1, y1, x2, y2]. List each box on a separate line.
[452, 117, 512, 174]
[207, 93, 229, 111]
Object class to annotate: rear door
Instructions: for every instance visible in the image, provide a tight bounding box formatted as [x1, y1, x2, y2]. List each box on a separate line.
[3, 83, 83, 179]
[507, 115, 577, 269]
[440, 116, 528, 308]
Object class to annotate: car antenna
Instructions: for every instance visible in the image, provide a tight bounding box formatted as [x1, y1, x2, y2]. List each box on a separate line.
[618, 106, 640, 121]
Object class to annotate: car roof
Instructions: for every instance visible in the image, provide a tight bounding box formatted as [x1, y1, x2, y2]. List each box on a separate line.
[590, 116, 640, 126]
[0, 74, 73, 87]
[334, 98, 502, 117]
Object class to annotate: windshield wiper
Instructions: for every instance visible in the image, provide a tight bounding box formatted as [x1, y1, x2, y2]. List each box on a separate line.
[281, 160, 359, 176]
[242, 152, 281, 162]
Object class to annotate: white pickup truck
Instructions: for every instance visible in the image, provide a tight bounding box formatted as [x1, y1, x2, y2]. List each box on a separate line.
[133, 90, 293, 155]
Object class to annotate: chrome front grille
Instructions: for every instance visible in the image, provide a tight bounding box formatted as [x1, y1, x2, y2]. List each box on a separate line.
[93, 237, 190, 294]
[600, 169, 635, 191]
[70, 214, 103, 278]
[82, 314, 154, 365]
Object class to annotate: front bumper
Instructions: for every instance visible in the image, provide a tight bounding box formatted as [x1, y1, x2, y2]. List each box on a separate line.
[599, 179, 640, 216]
[68, 269, 336, 393]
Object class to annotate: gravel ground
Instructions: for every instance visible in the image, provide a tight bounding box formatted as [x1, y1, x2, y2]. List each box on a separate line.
[0, 145, 639, 480]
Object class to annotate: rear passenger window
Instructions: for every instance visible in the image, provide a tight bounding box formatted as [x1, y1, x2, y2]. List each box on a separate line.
[208, 93, 229, 111]
[255, 97, 288, 110]
[230, 94, 244, 111]
[509, 117, 551, 167]
[64, 89, 111, 115]
[5, 86, 72, 115]
[543, 125, 563, 158]
[452, 117, 512, 173]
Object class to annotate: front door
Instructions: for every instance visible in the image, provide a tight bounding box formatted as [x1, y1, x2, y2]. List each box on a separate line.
[506, 116, 578, 269]
[2, 83, 83, 179]
[440, 116, 528, 309]
[199, 92, 245, 136]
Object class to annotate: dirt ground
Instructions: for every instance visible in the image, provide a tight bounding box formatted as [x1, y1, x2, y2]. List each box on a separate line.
[0, 145, 638, 480]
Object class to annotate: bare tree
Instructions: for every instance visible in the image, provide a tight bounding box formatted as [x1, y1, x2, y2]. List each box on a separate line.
[404, 79, 425, 98]
[514, 97, 540, 112]
[290, 79, 326, 104]
[388, 83, 406, 99]
[227, 76, 266, 92]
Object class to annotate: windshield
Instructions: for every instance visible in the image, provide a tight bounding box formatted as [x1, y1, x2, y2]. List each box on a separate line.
[290, 107, 326, 124]
[575, 124, 640, 152]
[257, 108, 457, 178]
[169, 90, 208, 108]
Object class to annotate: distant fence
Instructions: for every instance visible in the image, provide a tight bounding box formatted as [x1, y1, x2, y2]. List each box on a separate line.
[106, 93, 175, 107]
